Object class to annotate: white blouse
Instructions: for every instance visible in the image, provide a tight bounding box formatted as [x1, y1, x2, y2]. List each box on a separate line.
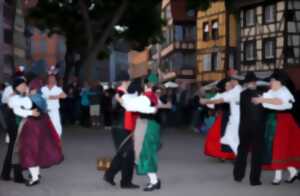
[262, 86, 295, 111]
[8, 95, 33, 118]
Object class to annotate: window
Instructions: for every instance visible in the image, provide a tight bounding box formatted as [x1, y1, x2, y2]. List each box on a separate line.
[175, 25, 183, 41]
[212, 20, 219, 40]
[263, 38, 275, 61]
[184, 26, 196, 41]
[245, 9, 256, 26]
[286, 10, 295, 21]
[4, 54, 13, 65]
[211, 52, 218, 70]
[4, 29, 13, 44]
[286, 46, 295, 58]
[3, 5, 13, 21]
[244, 41, 256, 62]
[203, 54, 211, 71]
[264, 5, 275, 23]
[203, 22, 209, 41]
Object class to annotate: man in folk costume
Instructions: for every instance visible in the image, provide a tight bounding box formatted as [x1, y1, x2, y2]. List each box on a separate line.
[204, 78, 235, 161]
[104, 73, 140, 189]
[121, 73, 162, 191]
[253, 70, 300, 185]
[41, 66, 67, 137]
[201, 76, 243, 155]
[233, 72, 267, 186]
[10, 77, 63, 186]
[1, 66, 26, 183]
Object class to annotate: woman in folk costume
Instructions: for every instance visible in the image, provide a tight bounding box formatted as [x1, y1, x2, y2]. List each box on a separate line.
[120, 73, 162, 191]
[10, 77, 63, 186]
[253, 70, 300, 185]
[204, 78, 235, 160]
[200, 76, 243, 155]
[41, 66, 66, 137]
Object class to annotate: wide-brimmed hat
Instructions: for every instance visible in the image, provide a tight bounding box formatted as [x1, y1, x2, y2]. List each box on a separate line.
[13, 77, 26, 91]
[243, 71, 258, 83]
[269, 69, 290, 86]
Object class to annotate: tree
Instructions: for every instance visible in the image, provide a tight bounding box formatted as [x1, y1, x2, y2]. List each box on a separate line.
[187, 0, 235, 12]
[27, 0, 163, 84]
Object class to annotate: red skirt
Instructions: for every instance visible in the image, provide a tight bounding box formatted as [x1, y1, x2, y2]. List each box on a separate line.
[18, 114, 64, 169]
[263, 113, 300, 170]
[204, 114, 235, 160]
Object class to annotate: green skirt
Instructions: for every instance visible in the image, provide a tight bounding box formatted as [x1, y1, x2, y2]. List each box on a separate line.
[136, 119, 160, 175]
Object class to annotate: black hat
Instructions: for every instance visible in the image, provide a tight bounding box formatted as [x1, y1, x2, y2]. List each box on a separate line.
[269, 69, 290, 86]
[243, 71, 258, 83]
[127, 77, 143, 94]
[217, 78, 230, 92]
[13, 77, 26, 91]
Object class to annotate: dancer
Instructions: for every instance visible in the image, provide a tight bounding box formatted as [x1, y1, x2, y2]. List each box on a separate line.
[10, 77, 63, 186]
[120, 74, 163, 191]
[41, 66, 66, 137]
[104, 73, 139, 189]
[233, 72, 267, 186]
[204, 78, 235, 161]
[201, 76, 243, 154]
[253, 70, 300, 185]
[1, 69, 26, 183]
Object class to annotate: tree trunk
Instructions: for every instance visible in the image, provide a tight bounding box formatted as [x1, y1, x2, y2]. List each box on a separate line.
[82, 0, 129, 81]
[78, 0, 94, 50]
[63, 45, 75, 88]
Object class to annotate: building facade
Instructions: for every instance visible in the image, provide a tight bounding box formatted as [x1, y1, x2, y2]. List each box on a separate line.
[0, 0, 14, 81]
[196, 0, 238, 82]
[237, 0, 300, 83]
[152, 0, 196, 75]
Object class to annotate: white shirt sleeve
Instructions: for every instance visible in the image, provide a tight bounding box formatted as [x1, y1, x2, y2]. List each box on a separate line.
[41, 87, 49, 99]
[207, 93, 221, 109]
[121, 94, 156, 114]
[262, 87, 294, 110]
[1, 86, 13, 104]
[9, 96, 33, 118]
[219, 85, 241, 103]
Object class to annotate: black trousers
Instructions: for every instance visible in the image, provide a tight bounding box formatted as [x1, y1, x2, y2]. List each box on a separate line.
[233, 124, 265, 183]
[105, 128, 134, 185]
[1, 105, 24, 180]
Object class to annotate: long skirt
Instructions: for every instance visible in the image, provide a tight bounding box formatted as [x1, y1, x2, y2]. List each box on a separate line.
[134, 118, 160, 175]
[18, 114, 64, 169]
[204, 114, 235, 160]
[262, 112, 300, 170]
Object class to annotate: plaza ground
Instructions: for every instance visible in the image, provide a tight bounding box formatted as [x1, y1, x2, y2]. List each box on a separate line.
[0, 126, 299, 196]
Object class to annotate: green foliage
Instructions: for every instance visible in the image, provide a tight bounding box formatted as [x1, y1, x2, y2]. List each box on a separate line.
[27, 0, 163, 52]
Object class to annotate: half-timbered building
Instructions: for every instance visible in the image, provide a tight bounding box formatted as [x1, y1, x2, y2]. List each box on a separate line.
[237, 0, 300, 88]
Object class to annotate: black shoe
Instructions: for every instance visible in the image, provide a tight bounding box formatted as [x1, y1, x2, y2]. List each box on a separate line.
[250, 181, 262, 186]
[13, 165, 26, 183]
[1, 174, 11, 181]
[234, 177, 243, 183]
[26, 179, 40, 187]
[103, 174, 116, 186]
[143, 180, 161, 192]
[120, 183, 140, 189]
[285, 175, 298, 184]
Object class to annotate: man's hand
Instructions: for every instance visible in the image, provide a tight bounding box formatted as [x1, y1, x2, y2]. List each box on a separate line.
[252, 97, 262, 105]
[32, 109, 40, 117]
[199, 98, 208, 105]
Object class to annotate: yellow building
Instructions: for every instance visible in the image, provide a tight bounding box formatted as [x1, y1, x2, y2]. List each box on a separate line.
[196, 0, 237, 82]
